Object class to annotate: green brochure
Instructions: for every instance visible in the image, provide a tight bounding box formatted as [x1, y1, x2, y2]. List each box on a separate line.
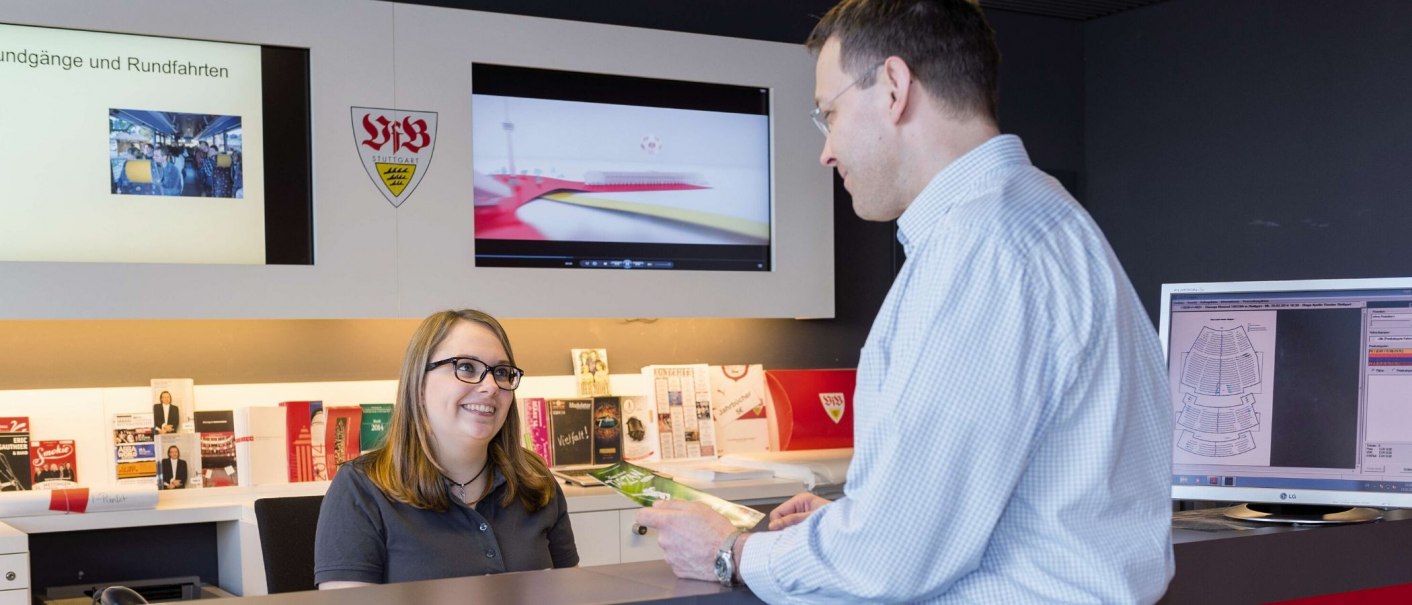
[589, 461, 765, 530]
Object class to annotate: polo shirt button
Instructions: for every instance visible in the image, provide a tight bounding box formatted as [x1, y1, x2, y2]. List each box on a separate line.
[485, 549, 496, 559]
[479, 522, 489, 531]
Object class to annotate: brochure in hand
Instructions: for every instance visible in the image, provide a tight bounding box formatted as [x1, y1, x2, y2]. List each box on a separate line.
[588, 461, 765, 530]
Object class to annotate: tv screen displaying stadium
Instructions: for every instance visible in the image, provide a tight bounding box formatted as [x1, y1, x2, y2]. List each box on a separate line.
[471, 63, 771, 271]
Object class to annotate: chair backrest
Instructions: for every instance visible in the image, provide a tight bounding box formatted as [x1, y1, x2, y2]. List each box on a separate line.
[123, 159, 153, 183]
[253, 495, 324, 593]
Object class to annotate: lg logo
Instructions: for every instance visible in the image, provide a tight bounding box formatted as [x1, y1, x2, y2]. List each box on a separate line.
[1280, 492, 1298, 501]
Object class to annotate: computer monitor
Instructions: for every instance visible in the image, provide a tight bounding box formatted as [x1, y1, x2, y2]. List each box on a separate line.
[471, 63, 771, 271]
[1161, 277, 1412, 523]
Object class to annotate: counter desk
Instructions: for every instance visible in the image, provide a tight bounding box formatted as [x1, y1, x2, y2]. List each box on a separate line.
[214, 561, 762, 605]
[1, 477, 807, 600]
[1162, 507, 1412, 604]
[184, 507, 1412, 605]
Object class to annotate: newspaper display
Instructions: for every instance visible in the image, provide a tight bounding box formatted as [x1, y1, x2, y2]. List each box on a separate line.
[643, 364, 717, 460]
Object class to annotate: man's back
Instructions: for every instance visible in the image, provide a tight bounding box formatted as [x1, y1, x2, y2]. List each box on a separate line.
[845, 135, 1172, 603]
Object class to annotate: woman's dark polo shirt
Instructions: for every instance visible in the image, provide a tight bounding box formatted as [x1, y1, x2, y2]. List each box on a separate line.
[314, 458, 579, 585]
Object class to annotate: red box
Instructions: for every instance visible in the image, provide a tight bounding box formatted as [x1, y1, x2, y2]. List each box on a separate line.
[765, 369, 855, 450]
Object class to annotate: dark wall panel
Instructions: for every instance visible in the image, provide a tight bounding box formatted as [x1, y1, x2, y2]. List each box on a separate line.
[1085, 0, 1412, 323]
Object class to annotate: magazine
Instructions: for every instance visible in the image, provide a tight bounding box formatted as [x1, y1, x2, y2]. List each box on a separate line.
[588, 461, 765, 530]
[150, 378, 195, 434]
[112, 412, 157, 485]
[30, 439, 78, 489]
[0, 417, 33, 491]
[551, 464, 610, 487]
[155, 432, 202, 489]
[194, 410, 238, 487]
[572, 348, 611, 397]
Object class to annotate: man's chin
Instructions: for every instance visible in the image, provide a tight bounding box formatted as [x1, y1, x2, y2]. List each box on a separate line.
[851, 200, 891, 222]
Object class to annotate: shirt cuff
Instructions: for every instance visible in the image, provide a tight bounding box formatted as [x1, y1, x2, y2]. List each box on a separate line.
[739, 528, 791, 604]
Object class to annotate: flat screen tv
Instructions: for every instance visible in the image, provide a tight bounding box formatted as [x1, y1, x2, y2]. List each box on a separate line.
[1161, 277, 1412, 523]
[471, 63, 770, 271]
[0, 22, 311, 265]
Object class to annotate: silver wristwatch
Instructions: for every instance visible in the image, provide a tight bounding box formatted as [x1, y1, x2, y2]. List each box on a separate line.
[714, 529, 745, 587]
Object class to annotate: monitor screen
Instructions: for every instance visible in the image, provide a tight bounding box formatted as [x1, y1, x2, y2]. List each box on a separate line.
[0, 22, 311, 265]
[1161, 278, 1412, 509]
[471, 63, 771, 271]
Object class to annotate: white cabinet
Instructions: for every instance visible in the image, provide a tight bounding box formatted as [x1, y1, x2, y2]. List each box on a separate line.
[569, 511, 621, 567]
[568, 509, 668, 566]
[619, 510, 665, 563]
[0, 548, 28, 605]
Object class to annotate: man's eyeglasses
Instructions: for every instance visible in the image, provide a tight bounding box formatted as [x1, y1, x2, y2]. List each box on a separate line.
[809, 60, 886, 135]
[426, 357, 524, 391]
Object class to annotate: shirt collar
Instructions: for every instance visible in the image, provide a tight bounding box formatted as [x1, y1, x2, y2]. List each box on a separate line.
[895, 134, 1031, 251]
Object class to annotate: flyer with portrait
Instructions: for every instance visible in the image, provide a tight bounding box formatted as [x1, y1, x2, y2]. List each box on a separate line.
[572, 348, 611, 397]
[588, 461, 764, 530]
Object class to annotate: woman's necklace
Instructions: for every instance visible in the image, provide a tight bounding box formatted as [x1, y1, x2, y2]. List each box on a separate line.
[446, 460, 490, 505]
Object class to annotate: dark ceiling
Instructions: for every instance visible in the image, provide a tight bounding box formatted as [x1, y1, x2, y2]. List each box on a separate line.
[982, 0, 1169, 20]
[394, 1, 1173, 45]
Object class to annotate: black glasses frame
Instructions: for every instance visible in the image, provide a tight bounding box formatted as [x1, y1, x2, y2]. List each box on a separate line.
[426, 356, 525, 391]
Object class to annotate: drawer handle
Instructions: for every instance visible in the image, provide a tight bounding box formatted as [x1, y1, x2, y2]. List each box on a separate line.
[5, 571, 14, 581]
[631, 523, 649, 536]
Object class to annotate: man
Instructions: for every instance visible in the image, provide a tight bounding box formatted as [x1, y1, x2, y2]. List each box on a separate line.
[154, 390, 180, 434]
[634, 1, 1174, 602]
[160, 445, 188, 490]
[152, 146, 182, 196]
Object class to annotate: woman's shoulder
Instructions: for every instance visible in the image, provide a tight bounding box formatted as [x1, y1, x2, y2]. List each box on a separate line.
[327, 453, 382, 495]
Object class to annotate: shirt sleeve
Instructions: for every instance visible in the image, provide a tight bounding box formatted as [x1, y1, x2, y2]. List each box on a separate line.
[546, 482, 580, 568]
[314, 465, 388, 585]
[741, 227, 1076, 603]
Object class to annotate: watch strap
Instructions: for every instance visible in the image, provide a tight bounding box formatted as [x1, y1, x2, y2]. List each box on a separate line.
[717, 529, 745, 587]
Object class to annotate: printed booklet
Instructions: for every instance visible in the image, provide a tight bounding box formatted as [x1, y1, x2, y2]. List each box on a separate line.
[588, 461, 765, 530]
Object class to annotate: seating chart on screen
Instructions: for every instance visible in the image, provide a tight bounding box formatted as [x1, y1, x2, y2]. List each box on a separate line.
[1169, 311, 1277, 466]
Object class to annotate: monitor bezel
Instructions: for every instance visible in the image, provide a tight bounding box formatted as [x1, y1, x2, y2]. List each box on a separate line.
[1161, 276, 1412, 508]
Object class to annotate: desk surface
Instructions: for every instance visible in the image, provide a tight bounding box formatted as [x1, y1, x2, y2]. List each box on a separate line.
[231, 561, 763, 605]
[216, 510, 1412, 605]
[1164, 508, 1412, 604]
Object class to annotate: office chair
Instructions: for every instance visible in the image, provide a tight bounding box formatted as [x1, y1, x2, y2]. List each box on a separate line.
[253, 495, 324, 593]
[93, 586, 149, 605]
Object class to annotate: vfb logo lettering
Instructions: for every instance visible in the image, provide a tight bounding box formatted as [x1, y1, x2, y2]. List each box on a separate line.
[819, 392, 847, 424]
[351, 107, 438, 207]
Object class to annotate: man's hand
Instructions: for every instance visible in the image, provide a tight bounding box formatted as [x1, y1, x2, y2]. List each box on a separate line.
[634, 500, 737, 582]
[767, 492, 832, 530]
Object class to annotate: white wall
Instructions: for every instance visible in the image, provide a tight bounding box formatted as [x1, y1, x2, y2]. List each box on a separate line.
[0, 0, 834, 320]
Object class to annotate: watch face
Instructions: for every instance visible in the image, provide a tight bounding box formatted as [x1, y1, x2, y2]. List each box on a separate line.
[715, 554, 730, 580]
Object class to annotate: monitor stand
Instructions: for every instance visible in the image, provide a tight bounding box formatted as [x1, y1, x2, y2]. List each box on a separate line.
[1223, 503, 1382, 525]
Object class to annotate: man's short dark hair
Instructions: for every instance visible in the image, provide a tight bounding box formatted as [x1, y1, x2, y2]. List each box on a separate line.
[806, 0, 1000, 121]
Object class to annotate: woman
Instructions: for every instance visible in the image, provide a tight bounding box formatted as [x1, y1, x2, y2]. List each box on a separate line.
[314, 309, 578, 587]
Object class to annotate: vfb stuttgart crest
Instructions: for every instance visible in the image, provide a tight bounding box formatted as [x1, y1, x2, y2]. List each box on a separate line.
[352, 107, 437, 207]
[819, 392, 847, 424]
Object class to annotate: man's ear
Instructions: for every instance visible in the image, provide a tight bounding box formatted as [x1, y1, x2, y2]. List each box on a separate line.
[882, 56, 914, 125]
